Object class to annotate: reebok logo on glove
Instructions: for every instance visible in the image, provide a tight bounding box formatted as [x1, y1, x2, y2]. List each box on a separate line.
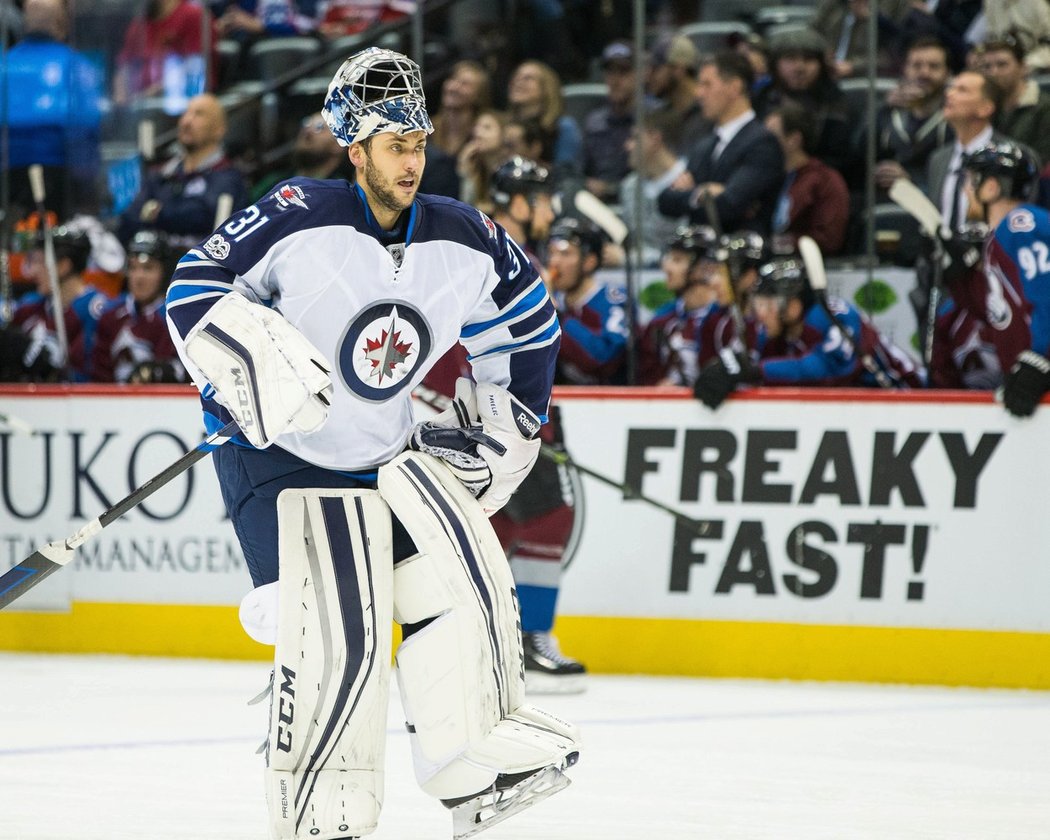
[514, 406, 540, 439]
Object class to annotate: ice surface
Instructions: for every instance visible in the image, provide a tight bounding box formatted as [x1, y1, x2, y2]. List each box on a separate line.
[2, 653, 1049, 840]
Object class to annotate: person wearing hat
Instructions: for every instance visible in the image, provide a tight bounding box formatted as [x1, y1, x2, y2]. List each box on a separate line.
[647, 32, 710, 155]
[754, 27, 854, 174]
[92, 230, 185, 383]
[582, 39, 649, 203]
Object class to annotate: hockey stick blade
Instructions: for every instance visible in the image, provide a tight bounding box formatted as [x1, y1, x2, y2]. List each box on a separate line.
[888, 178, 944, 239]
[798, 235, 827, 292]
[574, 190, 628, 245]
[0, 420, 240, 610]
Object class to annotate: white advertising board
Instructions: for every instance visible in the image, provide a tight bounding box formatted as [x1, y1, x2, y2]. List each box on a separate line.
[1, 387, 1046, 636]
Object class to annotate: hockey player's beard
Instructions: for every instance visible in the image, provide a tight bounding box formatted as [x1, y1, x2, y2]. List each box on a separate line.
[363, 162, 416, 217]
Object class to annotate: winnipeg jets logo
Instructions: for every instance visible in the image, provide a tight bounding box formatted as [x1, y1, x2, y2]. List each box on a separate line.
[338, 301, 433, 402]
[362, 315, 414, 384]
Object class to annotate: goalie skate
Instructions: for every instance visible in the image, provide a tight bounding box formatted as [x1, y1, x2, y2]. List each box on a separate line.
[443, 751, 579, 839]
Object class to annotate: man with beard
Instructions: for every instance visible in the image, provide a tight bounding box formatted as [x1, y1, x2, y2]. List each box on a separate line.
[873, 36, 953, 194]
[251, 110, 356, 201]
[120, 93, 249, 248]
[164, 46, 579, 840]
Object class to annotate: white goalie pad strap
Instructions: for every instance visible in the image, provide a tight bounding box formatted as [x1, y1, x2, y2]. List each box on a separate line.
[378, 452, 578, 799]
[184, 293, 333, 449]
[266, 488, 394, 840]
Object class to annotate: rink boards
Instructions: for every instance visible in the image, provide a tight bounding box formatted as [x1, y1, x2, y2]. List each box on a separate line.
[1, 384, 1049, 689]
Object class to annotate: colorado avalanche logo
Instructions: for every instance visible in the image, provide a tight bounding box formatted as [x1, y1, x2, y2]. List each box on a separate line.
[338, 300, 433, 402]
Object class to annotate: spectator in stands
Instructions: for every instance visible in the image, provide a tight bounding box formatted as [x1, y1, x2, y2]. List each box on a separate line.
[728, 31, 772, 99]
[765, 103, 850, 256]
[507, 60, 583, 175]
[582, 40, 644, 204]
[619, 109, 688, 267]
[115, 0, 216, 103]
[872, 36, 953, 193]
[419, 60, 492, 201]
[754, 28, 854, 173]
[976, 36, 1050, 166]
[981, 0, 1050, 71]
[926, 71, 1005, 233]
[810, 0, 912, 79]
[13, 223, 110, 382]
[315, 0, 410, 39]
[546, 217, 628, 385]
[251, 112, 354, 201]
[456, 109, 508, 213]
[646, 32, 709, 156]
[214, 0, 318, 41]
[93, 231, 185, 384]
[503, 116, 550, 166]
[4, 0, 103, 218]
[429, 60, 492, 159]
[901, 0, 982, 71]
[120, 93, 250, 248]
[658, 51, 784, 238]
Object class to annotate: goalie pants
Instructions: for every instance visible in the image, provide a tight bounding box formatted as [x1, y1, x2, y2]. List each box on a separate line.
[212, 442, 419, 587]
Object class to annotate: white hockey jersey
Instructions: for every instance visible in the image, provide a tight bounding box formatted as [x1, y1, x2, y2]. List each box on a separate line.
[166, 179, 560, 471]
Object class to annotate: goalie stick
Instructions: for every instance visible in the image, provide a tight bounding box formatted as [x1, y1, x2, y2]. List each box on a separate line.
[0, 420, 240, 610]
[798, 235, 899, 389]
[412, 385, 710, 536]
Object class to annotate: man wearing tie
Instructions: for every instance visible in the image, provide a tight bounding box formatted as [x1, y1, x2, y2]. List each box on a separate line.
[658, 50, 784, 237]
[925, 71, 1006, 232]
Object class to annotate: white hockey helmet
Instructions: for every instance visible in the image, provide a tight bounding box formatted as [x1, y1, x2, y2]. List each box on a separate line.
[323, 47, 434, 147]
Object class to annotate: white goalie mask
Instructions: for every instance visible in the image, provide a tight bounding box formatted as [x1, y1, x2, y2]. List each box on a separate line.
[323, 47, 434, 147]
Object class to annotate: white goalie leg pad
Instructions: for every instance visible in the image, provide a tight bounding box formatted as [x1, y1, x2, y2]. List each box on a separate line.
[377, 452, 580, 801]
[266, 488, 393, 840]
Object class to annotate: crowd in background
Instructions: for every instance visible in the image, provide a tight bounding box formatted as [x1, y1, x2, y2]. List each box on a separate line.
[4, 0, 1050, 403]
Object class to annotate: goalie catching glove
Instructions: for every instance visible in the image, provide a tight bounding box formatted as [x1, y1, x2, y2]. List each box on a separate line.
[411, 377, 541, 514]
[183, 293, 333, 449]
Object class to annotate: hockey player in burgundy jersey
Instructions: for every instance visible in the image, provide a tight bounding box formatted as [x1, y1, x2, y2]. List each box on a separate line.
[943, 141, 1050, 415]
[13, 223, 109, 381]
[546, 216, 628, 384]
[165, 47, 578, 840]
[637, 224, 724, 385]
[93, 230, 185, 383]
[694, 255, 920, 407]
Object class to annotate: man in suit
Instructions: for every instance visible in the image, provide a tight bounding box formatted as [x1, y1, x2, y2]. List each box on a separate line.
[925, 70, 1005, 233]
[658, 51, 784, 237]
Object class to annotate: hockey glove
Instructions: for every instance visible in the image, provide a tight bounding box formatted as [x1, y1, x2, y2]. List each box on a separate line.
[409, 422, 500, 498]
[473, 382, 542, 515]
[928, 226, 984, 288]
[693, 348, 760, 409]
[1002, 350, 1050, 417]
[183, 293, 333, 449]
